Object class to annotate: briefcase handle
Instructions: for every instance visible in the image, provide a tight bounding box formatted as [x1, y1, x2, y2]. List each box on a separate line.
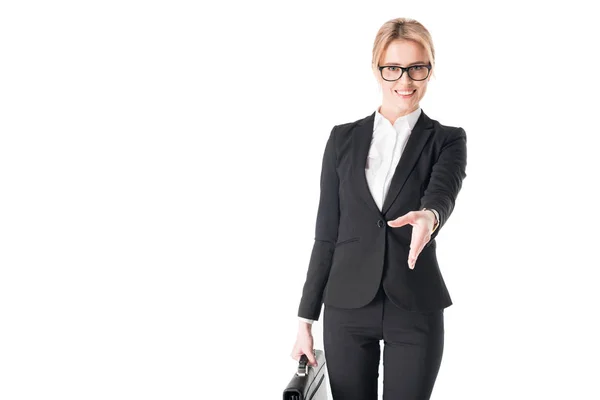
[297, 350, 315, 377]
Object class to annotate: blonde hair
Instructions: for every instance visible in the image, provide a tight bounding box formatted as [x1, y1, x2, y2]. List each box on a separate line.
[372, 18, 436, 80]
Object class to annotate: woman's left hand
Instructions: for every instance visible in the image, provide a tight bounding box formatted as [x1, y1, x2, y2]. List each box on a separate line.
[387, 210, 436, 269]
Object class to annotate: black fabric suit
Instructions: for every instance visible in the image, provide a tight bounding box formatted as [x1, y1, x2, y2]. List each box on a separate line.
[297, 109, 467, 399]
[298, 109, 467, 320]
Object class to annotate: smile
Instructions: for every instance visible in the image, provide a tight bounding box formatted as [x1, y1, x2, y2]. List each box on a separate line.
[395, 89, 416, 97]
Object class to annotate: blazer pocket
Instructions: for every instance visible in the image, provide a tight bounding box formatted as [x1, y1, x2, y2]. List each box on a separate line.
[335, 237, 360, 247]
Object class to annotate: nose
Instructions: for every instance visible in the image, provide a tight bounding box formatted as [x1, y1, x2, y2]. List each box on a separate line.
[399, 70, 412, 84]
[394, 74, 413, 91]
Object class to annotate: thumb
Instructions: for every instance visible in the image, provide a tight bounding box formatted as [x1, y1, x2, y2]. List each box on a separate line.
[388, 215, 408, 227]
[306, 350, 318, 367]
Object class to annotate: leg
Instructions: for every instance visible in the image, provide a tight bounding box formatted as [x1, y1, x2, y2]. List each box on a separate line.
[382, 297, 445, 400]
[323, 290, 384, 400]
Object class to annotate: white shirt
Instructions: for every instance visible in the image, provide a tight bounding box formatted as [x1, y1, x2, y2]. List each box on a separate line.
[366, 107, 422, 210]
[298, 107, 432, 325]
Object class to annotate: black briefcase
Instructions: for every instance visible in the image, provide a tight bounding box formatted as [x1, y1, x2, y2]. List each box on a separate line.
[283, 349, 327, 400]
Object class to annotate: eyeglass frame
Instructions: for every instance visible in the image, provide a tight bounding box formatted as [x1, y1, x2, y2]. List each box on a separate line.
[377, 63, 432, 82]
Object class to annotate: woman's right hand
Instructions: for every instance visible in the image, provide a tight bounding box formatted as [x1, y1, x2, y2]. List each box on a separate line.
[290, 322, 318, 367]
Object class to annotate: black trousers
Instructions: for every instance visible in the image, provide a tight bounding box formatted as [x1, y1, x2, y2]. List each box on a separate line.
[323, 283, 445, 400]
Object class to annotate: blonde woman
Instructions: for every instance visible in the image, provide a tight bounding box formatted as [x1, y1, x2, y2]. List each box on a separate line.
[291, 18, 468, 399]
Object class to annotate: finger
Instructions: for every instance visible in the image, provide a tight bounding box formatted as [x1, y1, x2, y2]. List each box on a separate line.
[291, 346, 304, 360]
[412, 236, 427, 259]
[408, 226, 426, 269]
[387, 217, 407, 228]
[306, 350, 318, 367]
[388, 212, 413, 228]
[409, 245, 426, 269]
[408, 253, 417, 269]
[417, 235, 428, 255]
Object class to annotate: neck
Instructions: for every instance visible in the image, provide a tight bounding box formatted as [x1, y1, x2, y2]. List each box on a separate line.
[378, 104, 419, 124]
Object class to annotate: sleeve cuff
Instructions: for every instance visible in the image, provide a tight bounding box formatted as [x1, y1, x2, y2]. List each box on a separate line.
[431, 209, 440, 233]
[422, 207, 440, 234]
[298, 317, 315, 324]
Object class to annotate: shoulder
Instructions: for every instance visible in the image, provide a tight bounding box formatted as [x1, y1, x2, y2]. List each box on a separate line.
[330, 112, 374, 139]
[428, 116, 467, 143]
[336, 112, 374, 131]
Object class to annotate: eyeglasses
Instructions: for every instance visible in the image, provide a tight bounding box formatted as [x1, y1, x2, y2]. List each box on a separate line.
[377, 63, 432, 81]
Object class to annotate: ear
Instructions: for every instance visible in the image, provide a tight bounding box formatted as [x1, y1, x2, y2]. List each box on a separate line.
[372, 66, 382, 84]
[371, 66, 378, 80]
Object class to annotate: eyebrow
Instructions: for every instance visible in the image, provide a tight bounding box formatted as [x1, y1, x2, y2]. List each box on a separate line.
[382, 61, 428, 66]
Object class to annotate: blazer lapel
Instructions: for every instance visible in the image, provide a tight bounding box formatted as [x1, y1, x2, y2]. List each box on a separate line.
[351, 109, 435, 216]
[381, 109, 434, 214]
[351, 112, 381, 215]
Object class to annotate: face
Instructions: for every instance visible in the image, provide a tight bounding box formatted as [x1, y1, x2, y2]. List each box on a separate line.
[373, 39, 432, 116]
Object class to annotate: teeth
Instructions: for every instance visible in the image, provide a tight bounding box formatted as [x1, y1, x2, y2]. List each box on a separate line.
[396, 90, 415, 95]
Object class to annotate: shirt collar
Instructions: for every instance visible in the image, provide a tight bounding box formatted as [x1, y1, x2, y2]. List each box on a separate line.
[374, 106, 422, 133]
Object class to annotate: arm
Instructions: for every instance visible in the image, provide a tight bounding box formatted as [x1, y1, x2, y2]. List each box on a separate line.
[420, 128, 468, 243]
[297, 126, 340, 321]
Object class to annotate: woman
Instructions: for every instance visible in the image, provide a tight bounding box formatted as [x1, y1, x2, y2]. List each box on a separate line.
[290, 18, 467, 400]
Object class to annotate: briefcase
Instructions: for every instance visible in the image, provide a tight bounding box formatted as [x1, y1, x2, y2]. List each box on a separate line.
[283, 349, 327, 400]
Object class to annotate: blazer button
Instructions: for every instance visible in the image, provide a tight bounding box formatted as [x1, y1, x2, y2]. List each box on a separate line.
[377, 220, 384, 228]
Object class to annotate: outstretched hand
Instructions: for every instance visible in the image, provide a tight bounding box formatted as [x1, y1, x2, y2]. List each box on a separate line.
[387, 210, 436, 269]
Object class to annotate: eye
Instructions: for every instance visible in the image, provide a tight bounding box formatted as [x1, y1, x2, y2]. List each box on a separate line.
[411, 66, 423, 71]
[387, 66, 399, 71]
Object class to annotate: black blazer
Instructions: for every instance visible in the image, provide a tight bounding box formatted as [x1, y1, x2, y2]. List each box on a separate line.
[298, 109, 467, 320]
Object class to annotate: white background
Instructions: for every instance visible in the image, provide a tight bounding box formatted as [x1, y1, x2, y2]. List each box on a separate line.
[1, 1, 599, 399]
